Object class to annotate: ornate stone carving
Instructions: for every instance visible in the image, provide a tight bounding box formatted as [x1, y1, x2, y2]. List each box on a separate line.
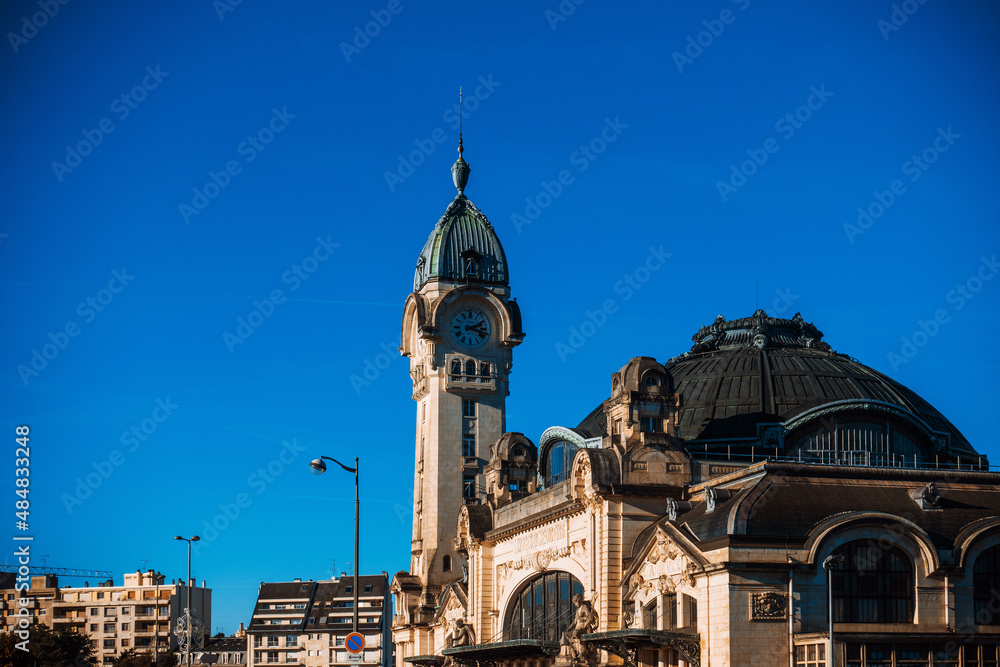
[557, 595, 599, 666]
[750, 591, 787, 621]
[625, 530, 696, 601]
[450, 617, 475, 646]
[497, 539, 585, 596]
[706, 488, 718, 513]
[909, 481, 943, 510]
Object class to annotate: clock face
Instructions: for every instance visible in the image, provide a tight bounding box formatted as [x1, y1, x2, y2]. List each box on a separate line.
[451, 307, 491, 348]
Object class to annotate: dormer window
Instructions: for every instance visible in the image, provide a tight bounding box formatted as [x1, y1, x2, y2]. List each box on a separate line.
[460, 248, 483, 277]
[645, 376, 660, 387]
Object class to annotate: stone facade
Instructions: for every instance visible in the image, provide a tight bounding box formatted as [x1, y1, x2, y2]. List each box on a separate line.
[390, 151, 1000, 667]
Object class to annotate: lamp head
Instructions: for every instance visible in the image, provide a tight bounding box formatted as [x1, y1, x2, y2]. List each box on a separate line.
[310, 458, 328, 475]
[174, 536, 183, 541]
[823, 554, 845, 570]
[191, 536, 200, 542]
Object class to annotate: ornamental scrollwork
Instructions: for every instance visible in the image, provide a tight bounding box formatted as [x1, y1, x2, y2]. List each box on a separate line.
[750, 591, 787, 621]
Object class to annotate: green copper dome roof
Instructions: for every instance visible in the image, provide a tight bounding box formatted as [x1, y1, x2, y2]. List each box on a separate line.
[413, 195, 508, 291]
[413, 141, 508, 291]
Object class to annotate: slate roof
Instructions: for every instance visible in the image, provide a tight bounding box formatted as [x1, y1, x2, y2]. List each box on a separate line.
[651, 464, 1000, 551]
[248, 576, 387, 633]
[576, 312, 975, 456]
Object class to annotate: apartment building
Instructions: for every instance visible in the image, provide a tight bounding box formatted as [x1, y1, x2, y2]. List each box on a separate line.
[1, 570, 211, 665]
[247, 573, 391, 667]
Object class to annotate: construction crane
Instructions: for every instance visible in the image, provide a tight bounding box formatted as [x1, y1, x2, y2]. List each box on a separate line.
[0, 565, 112, 578]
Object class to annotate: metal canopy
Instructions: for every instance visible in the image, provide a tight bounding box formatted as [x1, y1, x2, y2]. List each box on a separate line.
[402, 655, 445, 667]
[583, 629, 701, 667]
[442, 638, 560, 664]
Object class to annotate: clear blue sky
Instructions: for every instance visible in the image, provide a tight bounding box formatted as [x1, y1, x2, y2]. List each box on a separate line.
[2, 0, 998, 636]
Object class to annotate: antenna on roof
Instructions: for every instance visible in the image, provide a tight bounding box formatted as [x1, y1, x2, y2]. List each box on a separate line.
[755, 280, 759, 311]
[458, 86, 463, 154]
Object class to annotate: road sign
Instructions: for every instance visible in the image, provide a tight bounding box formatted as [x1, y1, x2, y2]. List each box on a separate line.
[345, 632, 365, 654]
[347, 654, 363, 662]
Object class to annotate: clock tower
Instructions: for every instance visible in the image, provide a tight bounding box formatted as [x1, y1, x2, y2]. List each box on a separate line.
[394, 136, 524, 630]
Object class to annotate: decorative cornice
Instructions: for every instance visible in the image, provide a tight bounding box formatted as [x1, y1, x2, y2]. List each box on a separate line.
[676, 310, 834, 358]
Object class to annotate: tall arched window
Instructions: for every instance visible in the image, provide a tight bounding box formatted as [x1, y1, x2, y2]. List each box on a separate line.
[974, 545, 1000, 625]
[544, 440, 578, 487]
[505, 571, 584, 641]
[465, 360, 476, 378]
[831, 540, 914, 623]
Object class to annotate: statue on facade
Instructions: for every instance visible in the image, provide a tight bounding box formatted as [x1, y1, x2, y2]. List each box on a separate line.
[451, 617, 476, 646]
[557, 595, 599, 666]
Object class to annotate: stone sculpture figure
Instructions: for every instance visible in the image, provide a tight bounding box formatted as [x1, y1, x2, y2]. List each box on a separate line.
[451, 617, 476, 646]
[558, 595, 599, 666]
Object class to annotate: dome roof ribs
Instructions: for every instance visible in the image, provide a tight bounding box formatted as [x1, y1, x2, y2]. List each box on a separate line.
[585, 311, 976, 458]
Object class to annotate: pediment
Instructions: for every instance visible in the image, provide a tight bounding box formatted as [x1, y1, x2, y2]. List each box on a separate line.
[623, 524, 706, 601]
[433, 582, 468, 625]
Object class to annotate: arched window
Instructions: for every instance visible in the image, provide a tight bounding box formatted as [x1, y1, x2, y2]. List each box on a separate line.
[511, 445, 525, 458]
[505, 571, 584, 641]
[645, 375, 660, 387]
[480, 361, 491, 381]
[831, 540, 914, 623]
[451, 359, 462, 379]
[443, 555, 452, 572]
[974, 545, 1000, 625]
[544, 440, 578, 487]
[465, 360, 476, 378]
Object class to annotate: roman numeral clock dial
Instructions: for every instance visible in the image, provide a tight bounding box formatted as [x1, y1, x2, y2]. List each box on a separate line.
[450, 307, 490, 348]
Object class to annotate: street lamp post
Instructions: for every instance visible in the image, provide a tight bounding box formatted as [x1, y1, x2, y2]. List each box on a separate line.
[823, 554, 844, 667]
[174, 535, 201, 667]
[310, 455, 360, 632]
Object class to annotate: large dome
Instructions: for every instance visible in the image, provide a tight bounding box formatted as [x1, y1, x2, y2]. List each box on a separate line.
[579, 310, 976, 458]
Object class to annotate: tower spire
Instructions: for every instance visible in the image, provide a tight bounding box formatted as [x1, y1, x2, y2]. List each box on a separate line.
[451, 87, 470, 195]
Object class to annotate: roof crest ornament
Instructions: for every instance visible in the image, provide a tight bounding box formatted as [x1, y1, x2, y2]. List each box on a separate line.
[451, 87, 471, 195]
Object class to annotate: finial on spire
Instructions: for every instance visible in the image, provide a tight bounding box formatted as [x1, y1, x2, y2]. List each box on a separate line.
[451, 86, 470, 194]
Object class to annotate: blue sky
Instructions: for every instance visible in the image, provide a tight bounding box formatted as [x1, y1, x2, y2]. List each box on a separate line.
[2, 0, 998, 636]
